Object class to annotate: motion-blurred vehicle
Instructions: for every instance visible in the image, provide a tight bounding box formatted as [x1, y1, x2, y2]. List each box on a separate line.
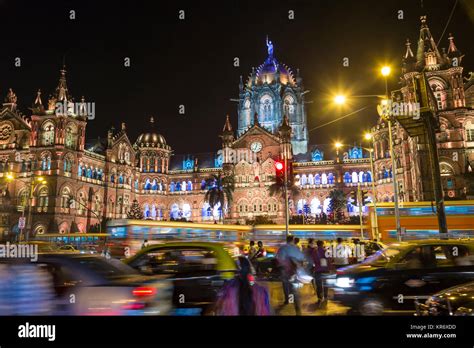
[330, 240, 474, 315]
[58, 245, 79, 253]
[20, 241, 62, 253]
[359, 240, 386, 258]
[0, 254, 173, 315]
[415, 281, 474, 316]
[124, 241, 238, 315]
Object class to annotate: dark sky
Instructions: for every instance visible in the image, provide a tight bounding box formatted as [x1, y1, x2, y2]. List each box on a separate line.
[0, 0, 473, 154]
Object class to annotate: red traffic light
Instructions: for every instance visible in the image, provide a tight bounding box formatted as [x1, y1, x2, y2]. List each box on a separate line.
[275, 161, 284, 170]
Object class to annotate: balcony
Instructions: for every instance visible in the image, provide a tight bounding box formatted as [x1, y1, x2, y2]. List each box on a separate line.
[299, 183, 336, 189]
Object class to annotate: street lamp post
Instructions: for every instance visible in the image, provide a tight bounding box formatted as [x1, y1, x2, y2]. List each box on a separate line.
[364, 133, 380, 240]
[381, 66, 402, 241]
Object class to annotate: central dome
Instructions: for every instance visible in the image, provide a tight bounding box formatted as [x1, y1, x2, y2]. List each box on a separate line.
[135, 117, 167, 147]
[255, 58, 295, 85]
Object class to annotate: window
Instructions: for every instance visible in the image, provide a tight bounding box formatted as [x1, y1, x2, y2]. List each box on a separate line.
[63, 157, 73, 173]
[38, 187, 49, 208]
[467, 129, 474, 142]
[41, 121, 55, 146]
[64, 124, 77, 149]
[60, 187, 71, 208]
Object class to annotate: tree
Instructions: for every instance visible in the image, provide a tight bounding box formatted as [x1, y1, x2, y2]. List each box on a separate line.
[204, 173, 235, 223]
[268, 175, 300, 199]
[127, 199, 143, 219]
[328, 189, 347, 223]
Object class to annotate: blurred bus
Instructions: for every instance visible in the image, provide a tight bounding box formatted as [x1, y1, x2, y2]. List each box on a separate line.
[106, 219, 368, 258]
[367, 200, 474, 241]
[32, 233, 109, 250]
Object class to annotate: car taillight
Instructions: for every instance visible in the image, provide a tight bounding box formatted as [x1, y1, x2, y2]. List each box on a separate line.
[132, 286, 156, 297]
[336, 270, 344, 275]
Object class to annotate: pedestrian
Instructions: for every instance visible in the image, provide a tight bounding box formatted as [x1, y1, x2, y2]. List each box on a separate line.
[248, 240, 257, 259]
[214, 256, 271, 315]
[141, 239, 149, 249]
[254, 241, 266, 259]
[294, 237, 302, 251]
[309, 240, 330, 306]
[276, 235, 305, 315]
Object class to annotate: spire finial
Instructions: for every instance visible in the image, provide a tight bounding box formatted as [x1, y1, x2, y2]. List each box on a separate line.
[254, 112, 259, 126]
[404, 38, 414, 58]
[420, 15, 427, 25]
[34, 89, 43, 106]
[223, 114, 233, 132]
[121, 122, 126, 131]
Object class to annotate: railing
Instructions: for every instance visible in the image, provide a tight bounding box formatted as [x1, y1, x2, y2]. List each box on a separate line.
[342, 158, 370, 164]
[299, 183, 336, 189]
[294, 160, 335, 167]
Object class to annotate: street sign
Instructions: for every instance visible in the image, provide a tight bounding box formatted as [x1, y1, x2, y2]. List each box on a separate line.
[18, 217, 26, 229]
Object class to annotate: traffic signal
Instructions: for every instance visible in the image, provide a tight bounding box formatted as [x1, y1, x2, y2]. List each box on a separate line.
[274, 160, 285, 185]
[349, 191, 357, 204]
[361, 190, 370, 206]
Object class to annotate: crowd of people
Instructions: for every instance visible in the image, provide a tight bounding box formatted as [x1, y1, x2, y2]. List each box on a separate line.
[214, 236, 370, 315]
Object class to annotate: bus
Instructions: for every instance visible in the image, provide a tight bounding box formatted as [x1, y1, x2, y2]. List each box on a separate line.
[367, 200, 474, 241]
[106, 219, 369, 258]
[32, 233, 109, 251]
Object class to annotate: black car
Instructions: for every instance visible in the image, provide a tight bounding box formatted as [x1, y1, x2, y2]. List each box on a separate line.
[124, 242, 238, 315]
[330, 240, 474, 315]
[415, 281, 474, 316]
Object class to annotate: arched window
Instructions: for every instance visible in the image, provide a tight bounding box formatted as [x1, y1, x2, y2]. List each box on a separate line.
[60, 187, 71, 208]
[366, 171, 372, 182]
[64, 123, 77, 149]
[430, 79, 447, 110]
[328, 173, 335, 184]
[351, 172, 358, 183]
[144, 204, 150, 218]
[187, 181, 193, 191]
[144, 179, 151, 190]
[259, 94, 273, 122]
[283, 95, 296, 121]
[118, 174, 124, 184]
[314, 174, 321, 185]
[176, 182, 182, 191]
[86, 168, 92, 178]
[17, 189, 28, 208]
[170, 203, 180, 219]
[321, 173, 328, 185]
[344, 172, 351, 183]
[170, 182, 175, 192]
[307, 174, 314, 185]
[41, 121, 55, 146]
[201, 180, 206, 190]
[310, 198, 321, 215]
[151, 179, 157, 191]
[38, 186, 49, 208]
[359, 171, 365, 183]
[63, 156, 73, 173]
[111, 173, 115, 183]
[134, 179, 139, 190]
[151, 204, 157, 219]
[41, 154, 51, 171]
[300, 174, 308, 186]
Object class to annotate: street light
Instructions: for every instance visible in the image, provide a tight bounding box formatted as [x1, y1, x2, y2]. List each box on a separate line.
[334, 95, 347, 105]
[379, 66, 402, 241]
[381, 66, 391, 77]
[363, 133, 380, 240]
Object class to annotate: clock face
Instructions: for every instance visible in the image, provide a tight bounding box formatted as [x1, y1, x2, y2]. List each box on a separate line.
[250, 141, 263, 153]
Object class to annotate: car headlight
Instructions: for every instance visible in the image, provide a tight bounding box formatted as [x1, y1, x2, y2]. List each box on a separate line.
[335, 277, 354, 288]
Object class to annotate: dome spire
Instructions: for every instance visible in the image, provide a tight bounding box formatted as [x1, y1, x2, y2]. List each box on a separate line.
[55, 65, 70, 102]
[34, 89, 43, 106]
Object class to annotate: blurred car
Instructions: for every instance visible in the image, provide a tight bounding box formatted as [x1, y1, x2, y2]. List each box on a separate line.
[124, 241, 238, 315]
[415, 281, 474, 316]
[58, 245, 79, 253]
[330, 240, 474, 315]
[77, 245, 100, 254]
[0, 254, 173, 315]
[359, 240, 386, 258]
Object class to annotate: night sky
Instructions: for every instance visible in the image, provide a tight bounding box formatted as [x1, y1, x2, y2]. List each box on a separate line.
[0, 0, 473, 154]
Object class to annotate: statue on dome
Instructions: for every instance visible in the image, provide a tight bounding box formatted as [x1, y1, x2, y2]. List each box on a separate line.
[266, 36, 274, 60]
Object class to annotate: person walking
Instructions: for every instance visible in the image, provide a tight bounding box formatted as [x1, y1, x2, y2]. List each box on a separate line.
[254, 241, 266, 259]
[309, 240, 330, 306]
[214, 256, 271, 315]
[248, 241, 257, 259]
[276, 235, 305, 315]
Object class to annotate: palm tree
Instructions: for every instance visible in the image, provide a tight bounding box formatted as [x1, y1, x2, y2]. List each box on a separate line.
[204, 173, 235, 223]
[268, 175, 300, 199]
[328, 189, 347, 222]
